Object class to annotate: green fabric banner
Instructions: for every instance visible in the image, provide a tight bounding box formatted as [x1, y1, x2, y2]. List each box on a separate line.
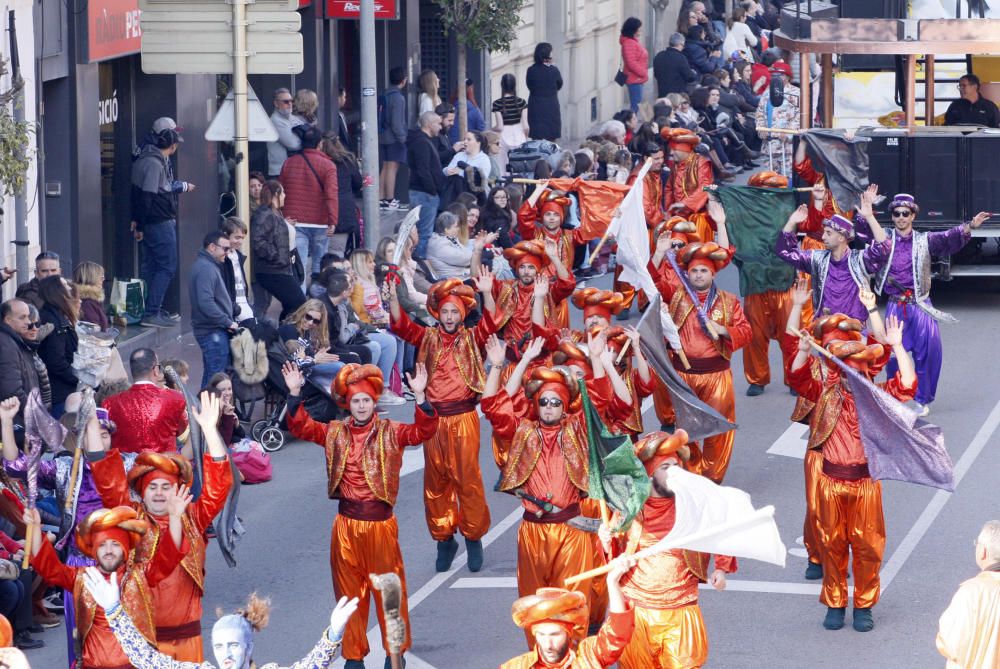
[712, 185, 798, 297]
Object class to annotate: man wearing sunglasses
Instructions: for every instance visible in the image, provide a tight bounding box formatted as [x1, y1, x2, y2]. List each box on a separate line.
[873, 194, 989, 416]
[266, 87, 304, 178]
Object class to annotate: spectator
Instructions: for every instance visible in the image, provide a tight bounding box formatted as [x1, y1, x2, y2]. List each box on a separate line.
[447, 201, 472, 247]
[548, 150, 577, 177]
[434, 102, 461, 167]
[448, 79, 487, 145]
[320, 133, 363, 256]
[336, 87, 351, 151]
[204, 372, 242, 441]
[103, 348, 188, 454]
[417, 69, 442, 115]
[23, 304, 51, 410]
[265, 88, 303, 178]
[478, 185, 515, 249]
[37, 277, 79, 417]
[444, 131, 492, 203]
[751, 49, 789, 96]
[491, 73, 529, 173]
[280, 123, 338, 286]
[936, 519, 1000, 668]
[407, 112, 446, 260]
[322, 269, 373, 366]
[723, 7, 758, 62]
[483, 131, 503, 184]
[689, 0, 724, 49]
[755, 68, 800, 177]
[464, 199, 483, 243]
[350, 250, 406, 405]
[0, 553, 41, 649]
[613, 109, 639, 145]
[526, 42, 563, 141]
[676, 5, 699, 34]
[219, 217, 256, 325]
[15, 251, 60, 310]
[293, 88, 319, 125]
[945, 73, 1000, 128]
[0, 299, 40, 425]
[684, 25, 720, 75]
[427, 211, 476, 280]
[190, 230, 238, 388]
[379, 66, 409, 208]
[654, 32, 699, 98]
[130, 118, 194, 328]
[620, 17, 649, 113]
[160, 357, 190, 389]
[669, 92, 700, 128]
[601, 119, 628, 147]
[248, 171, 266, 209]
[280, 299, 345, 390]
[733, 61, 761, 108]
[375, 236, 429, 324]
[73, 261, 109, 331]
[251, 180, 306, 319]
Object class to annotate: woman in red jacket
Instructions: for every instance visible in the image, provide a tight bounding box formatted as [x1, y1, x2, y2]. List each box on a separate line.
[620, 17, 648, 113]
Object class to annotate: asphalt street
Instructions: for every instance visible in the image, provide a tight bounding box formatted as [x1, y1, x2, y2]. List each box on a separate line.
[23, 264, 1000, 669]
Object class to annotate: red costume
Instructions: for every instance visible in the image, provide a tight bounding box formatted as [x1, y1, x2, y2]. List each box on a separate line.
[31, 506, 186, 669]
[664, 131, 715, 245]
[103, 383, 188, 454]
[286, 363, 438, 663]
[89, 449, 233, 661]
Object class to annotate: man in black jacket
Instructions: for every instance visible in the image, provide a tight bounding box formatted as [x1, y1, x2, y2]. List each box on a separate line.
[190, 231, 238, 388]
[321, 270, 371, 365]
[408, 111, 447, 260]
[434, 103, 460, 167]
[219, 217, 258, 324]
[0, 299, 40, 428]
[654, 32, 698, 97]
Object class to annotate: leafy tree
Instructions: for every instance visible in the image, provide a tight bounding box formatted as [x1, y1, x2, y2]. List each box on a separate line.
[0, 59, 31, 197]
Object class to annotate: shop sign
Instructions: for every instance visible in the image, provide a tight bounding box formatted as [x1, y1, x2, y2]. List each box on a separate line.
[99, 90, 120, 126]
[89, 0, 143, 62]
[326, 0, 398, 20]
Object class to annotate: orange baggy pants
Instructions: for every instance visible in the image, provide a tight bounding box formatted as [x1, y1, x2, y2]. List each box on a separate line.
[578, 498, 609, 629]
[424, 411, 491, 542]
[803, 448, 824, 566]
[678, 368, 736, 483]
[619, 604, 709, 669]
[816, 473, 885, 609]
[157, 636, 202, 663]
[330, 514, 411, 660]
[743, 289, 794, 387]
[652, 378, 677, 428]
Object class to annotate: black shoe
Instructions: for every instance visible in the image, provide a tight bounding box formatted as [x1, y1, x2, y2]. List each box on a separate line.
[28, 624, 44, 634]
[616, 308, 631, 321]
[823, 606, 846, 630]
[14, 631, 44, 650]
[789, 387, 798, 397]
[384, 655, 406, 669]
[852, 607, 874, 632]
[660, 423, 676, 433]
[746, 383, 765, 397]
[344, 661, 365, 669]
[435, 536, 459, 572]
[805, 561, 823, 580]
[465, 538, 484, 572]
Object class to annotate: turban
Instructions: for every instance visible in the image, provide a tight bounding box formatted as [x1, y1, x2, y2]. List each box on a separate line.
[748, 170, 789, 189]
[890, 193, 920, 215]
[571, 288, 624, 322]
[427, 279, 477, 320]
[332, 363, 384, 408]
[654, 217, 700, 247]
[661, 128, 700, 151]
[602, 326, 630, 361]
[677, 242, 732, 274]
[811, 313, 864, 346]
[524, 366, 579, 413]
[634, 430, 691, 475]
[810, 313, 885, 376]
[551, 340, 592, 377]
[823, 214, 855, 240]
[504, 240, 550, 271]
[539, 194, 571, 222]
[511, 588, 588, 641]
[127, 451, 193, 496]
[76, 506, 148, 559]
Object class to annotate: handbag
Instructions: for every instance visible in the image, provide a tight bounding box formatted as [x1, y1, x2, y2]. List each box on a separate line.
[614, 56, 627, 86]
[290, 248, 306, 285]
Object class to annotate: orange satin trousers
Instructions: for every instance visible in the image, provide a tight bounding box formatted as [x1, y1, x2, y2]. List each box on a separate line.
[331, 514, 411, 660]
[516, 520, 599, 647]
[652, 378, 677, 428]
[803, 448, 824, 566]
[157, 637, 202, 663]
[613, 265, 649, 311]
[743, 290, 794, 387]
[424, 410, 491, 542]
[578, 498, 609, 629]
[690, 211, 715, 247]
[816, 473, 885, 609]
[678, 369, 736, 483]
[619, 604, 709, 669]
[492, 363, 519, 469]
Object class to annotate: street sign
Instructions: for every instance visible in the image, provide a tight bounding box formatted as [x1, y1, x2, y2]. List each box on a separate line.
[205, 84, 279, 142]
[326, 0, 399, 20]
[140, 0, 298, 9]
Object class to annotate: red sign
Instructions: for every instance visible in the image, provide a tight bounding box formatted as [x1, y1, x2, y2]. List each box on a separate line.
[326, 0, 399, 20]
[299, 0, 312, 7]
[88, 0, 142, 62]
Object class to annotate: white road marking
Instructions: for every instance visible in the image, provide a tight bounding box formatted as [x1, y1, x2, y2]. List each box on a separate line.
[880, 397, 1000, 591]
[450, 576, 851, 597]
[766, 423, 809, 459]
[400, 449, 424, 477]
[788, 548, 809, 559]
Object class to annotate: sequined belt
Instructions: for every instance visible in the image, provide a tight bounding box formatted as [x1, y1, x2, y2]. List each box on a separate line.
[338, 498, 393, 521]
[822, 459, 870, 481]
[673, 354, 730, 374]
[522, 503, 580, 524]
[156, 619, 202, 642]
[431, 397, 479, 416]
[888, 293, 916, 304]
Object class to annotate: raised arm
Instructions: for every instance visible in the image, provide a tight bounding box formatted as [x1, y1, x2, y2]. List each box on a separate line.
[282, 362, 331, 446]
[473, 265, 498, 329]
[482, 335, 508, 400]
[883, 314, 916, 389]
[624, 327, 651, 383]
[707, 196, 730, 251]
[503, 337, 546, 397]
[858, 288, 886, 344]
[544, 239, 571, 282]
[531, 276, 549, 327]
[857, 184, 887, 244]
[776, 205, 813, 272]
[0, 397, 19, 462]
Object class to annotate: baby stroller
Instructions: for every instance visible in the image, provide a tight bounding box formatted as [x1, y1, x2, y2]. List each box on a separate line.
[229, 322, 288, 452]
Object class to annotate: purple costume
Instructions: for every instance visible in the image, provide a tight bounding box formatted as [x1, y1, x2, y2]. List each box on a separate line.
[875, 225, 971, 404]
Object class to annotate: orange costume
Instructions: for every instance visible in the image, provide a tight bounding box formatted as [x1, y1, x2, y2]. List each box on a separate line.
[286, 364, 439, 662]
[89, 449, 234, 662]
[390, 280, 494, 547]
[787, 315, 915, 617]
[600, 327, 657, 439]
[648, 243, 752, 483]
[664, 130, 715, 245]
[31, 506, 186, 669]
[614, 160, 665, 311]
[501, 588, 635, 669]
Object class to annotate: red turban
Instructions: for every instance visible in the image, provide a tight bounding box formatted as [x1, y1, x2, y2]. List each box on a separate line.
[504, 240, 550, 270]
[76, 506, 148, 559]
[427, 279, 477, 320]
[661, 128, 700, 151]
[511, 588, 588, 640]
[677, 242, 732, 274]
[332, 363, 384, 408]
[127, 452, 193, 496]
[571, 288, 624, 322]
[539, 194, 571, 222]
[524, 367, 579, 413]
[633, 430, 691, 475]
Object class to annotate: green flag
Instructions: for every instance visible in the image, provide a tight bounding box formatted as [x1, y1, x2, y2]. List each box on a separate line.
[581, 381, 650, 531]
[711, 185, 798, 297]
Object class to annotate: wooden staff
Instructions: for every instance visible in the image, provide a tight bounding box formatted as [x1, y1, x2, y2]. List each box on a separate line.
[756, 127, 804, 135]
[512, 178, 543, 184]
[615, 339, 632, 366]
[21, 525, 31, 570]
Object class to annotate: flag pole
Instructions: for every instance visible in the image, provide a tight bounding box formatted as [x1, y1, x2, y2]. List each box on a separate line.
[587, 158, 653, 263]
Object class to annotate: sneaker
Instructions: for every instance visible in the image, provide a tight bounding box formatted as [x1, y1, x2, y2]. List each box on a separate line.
[823, 606, 846, 630]
[33, 611, 61, 628]
[852, 607, 874, 632]
[165, 311, 181, 321]
[43, 592, 64, 612]
[140, 314, 175, 329]
[804, 561, 823, 580]
[746, 383, 765, 397]
[377, 390, 406, 406]
[379, 199, 390, 208]
[14, 631, 44, 650]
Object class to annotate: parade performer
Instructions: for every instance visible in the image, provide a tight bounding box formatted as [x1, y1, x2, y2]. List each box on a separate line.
[776, 204, 889, 324]
[873, 195, 988, 416]
[499, 556, 637, 669]
[595, 326, 656, 440]
[530, 286, 624, 350]
[86, 392, 234, 662]
[24, 502, 188, 669]
[663, 129, 714, 244]
[388, 274, 496, 573]
[282, 362, 438, 668]
[606, 431, 735, 669]
[788, 312, 916, 632]
[86, 568, 360, 669]
[648, 236, 751, 483]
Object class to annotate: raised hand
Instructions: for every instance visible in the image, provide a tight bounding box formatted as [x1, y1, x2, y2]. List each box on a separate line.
[586, 330, 608, 359]
[623, 325, 642, 347]
[971, 211, 990, 229]
[859, 183, 878, 215]
[798, 329, 813, 354]
[83, 568, 121, 612]
[0, 397, 20, 422]
[406, 363, 428, 395]
[653, 231, 673, 262]
[544, 238, 560, 260]
[281, 361, 305, 395]
[165, 484, 193, 519]
[811, 181, 826, 202]
[533, 275, 550, 299]
[474, 266, 495, 295]
[485, 335, 507, 366]
[791, 276, 810, 306]
[884, 314, 904, 347]
[523, 336, 545, 362]
[192, 391, 221, 430]
[788, 204, 809, 228]
[858, 287, 877, 311]
[329, 595, 361, 639]
[706, 198, 725, 226]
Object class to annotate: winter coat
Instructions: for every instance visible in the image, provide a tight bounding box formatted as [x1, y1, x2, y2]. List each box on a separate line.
[653, 48, 698, 97]
[77, 284, 110, 331]
[251, 205, 294, 276]
[683, 38, 716, 75]
[620, 35, 649, 85]
[526, 63, 563, 141]
[333, 156, 362, 237]
[266, 110, 306, 177]
[37, 304, 78, 408]
[407, 127, 445, 196]
[279, 149, 338, 227]
[379, 87, 408, 146]
[130, 145, 178, 228]
[189, 249, 236, 337]
[0, 322, 40, 422]
[15, 279, 43, 310]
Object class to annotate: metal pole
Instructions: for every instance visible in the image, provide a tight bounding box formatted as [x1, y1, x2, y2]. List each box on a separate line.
[904, 54, 917, 127]
[359, 0, 379, 250]
[925, 54, 935, 126]
[232, 0, 250, 231]
[7, 11, 28, 279]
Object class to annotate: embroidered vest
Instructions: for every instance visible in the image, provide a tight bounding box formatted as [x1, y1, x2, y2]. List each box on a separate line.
[325, 418, 403, 505]
[418, 327, 485, 394]
[806, 383, 845, 451]
[497, 420, 589, 494]
[74, 561, 156, 652]
[668, 288, 737, 360]
[810, 249, 870, 312]
[135, 512, 206, 593]
[495, 281, 553, 336]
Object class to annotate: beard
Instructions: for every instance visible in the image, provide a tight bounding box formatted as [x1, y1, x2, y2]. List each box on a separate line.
[651, 479, 675, 498]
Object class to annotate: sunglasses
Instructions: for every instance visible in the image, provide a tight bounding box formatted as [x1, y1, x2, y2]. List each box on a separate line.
[891, 210, 913, 218]
[26, 322, 39, 330]
[670, 241, 685, 249]
[537, 397, 563, 408]
[303, 315, 322, 324]
[276, 98, 293, 104]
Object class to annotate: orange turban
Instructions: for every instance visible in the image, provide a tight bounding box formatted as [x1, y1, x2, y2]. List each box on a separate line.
[332, 363, 384, 408]
[504, 240, 550, 270]
[811, 313, 864, 347]
[634, 430, 691, 475]
[748, 170, 789, 188]
[539, 194, 571, 222]
[655, 216, 700, 246]
[602, 326, 630, 359]
[810, 313, 885, 375]
[427, 279, 477, 320]
[551, 340, 592, 377]
[511, 588, 588, 640]
[661, 128, 700, 151]
[571, 288, 624, 322]
[76, 506, 149, 559]
[677, 242, 732, 274]
[127, 452, 193, 496]
[524, 366, 579, 412]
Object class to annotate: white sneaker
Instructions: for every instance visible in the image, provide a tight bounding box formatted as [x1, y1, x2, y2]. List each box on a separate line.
[378, 390, 406, 406]
[915, 403, 930, 417]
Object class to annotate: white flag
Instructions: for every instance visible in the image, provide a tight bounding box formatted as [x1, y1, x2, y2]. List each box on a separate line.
[635, 467, 787, 567]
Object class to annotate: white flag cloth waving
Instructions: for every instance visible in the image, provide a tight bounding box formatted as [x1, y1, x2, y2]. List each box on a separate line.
[605, 160, 681, 349]
[635, 467, 787, 567]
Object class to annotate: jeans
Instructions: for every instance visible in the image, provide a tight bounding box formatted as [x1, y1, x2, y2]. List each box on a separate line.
[409, 190, 440, 258]
[627, 83, 644, 113]
[308, 361, 346, 395]
[365, 330, 404, 384]
[255, 272, 306, 320]
[141, 219, 178, 317]
[196, 330, 231, 389]
[295, 227, 330, 289]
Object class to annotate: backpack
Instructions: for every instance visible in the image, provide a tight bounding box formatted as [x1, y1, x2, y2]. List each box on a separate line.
[506, 139, 560, 178]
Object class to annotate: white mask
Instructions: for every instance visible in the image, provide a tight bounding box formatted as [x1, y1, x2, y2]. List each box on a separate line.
[212, 617, 253, 669]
